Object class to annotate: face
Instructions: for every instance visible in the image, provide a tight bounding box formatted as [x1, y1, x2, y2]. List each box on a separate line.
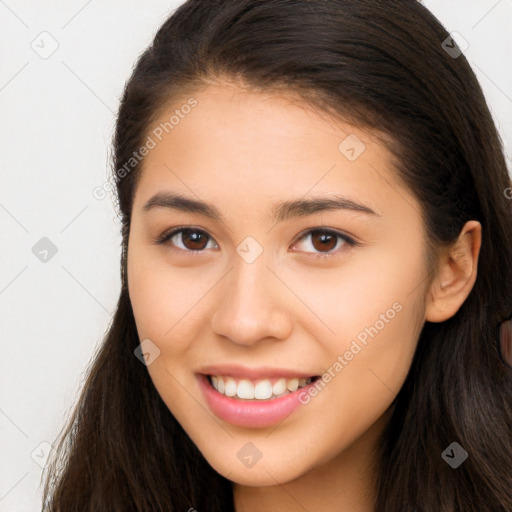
[127, 82, 430, 487]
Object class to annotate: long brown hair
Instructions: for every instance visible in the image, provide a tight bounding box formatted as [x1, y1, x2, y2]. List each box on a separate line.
[43, 1, 512, 510]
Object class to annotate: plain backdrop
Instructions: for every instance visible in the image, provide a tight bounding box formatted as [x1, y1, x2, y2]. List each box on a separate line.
[1, 1, 511, 510]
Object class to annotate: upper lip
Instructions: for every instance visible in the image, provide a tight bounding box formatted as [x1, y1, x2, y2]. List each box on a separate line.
[197, 364, 319, 380]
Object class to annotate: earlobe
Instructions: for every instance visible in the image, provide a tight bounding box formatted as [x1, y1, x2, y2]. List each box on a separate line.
[425, 220, 482, 323]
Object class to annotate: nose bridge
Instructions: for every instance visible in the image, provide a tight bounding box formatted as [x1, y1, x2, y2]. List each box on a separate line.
[211, 247, 292, 345]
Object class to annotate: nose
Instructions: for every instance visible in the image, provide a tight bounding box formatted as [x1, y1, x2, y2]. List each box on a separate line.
[211, 256, 293, 346]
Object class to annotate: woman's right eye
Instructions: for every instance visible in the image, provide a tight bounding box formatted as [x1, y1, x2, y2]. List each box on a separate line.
[154, 227, 219, 253]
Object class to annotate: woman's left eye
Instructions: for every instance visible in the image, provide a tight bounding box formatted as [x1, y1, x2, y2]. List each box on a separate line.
[154, 227, 358, 258]
[291, 229, 358, 258]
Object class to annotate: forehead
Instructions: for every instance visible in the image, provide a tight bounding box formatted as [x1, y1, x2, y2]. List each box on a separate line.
[133, 83, 409, 220]
[151, 83, 379, 155]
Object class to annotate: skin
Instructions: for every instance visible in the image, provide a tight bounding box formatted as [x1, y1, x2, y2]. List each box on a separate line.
[127, 81, 481, 512]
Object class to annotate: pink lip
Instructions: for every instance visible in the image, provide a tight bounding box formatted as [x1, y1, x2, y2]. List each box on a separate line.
[197, 363, 318, 381]
[197, 373, 318, 429]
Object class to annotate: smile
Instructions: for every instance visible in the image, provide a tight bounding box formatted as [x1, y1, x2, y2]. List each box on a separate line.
[208, 375, 317, 400]
[197, 373, 321, 428]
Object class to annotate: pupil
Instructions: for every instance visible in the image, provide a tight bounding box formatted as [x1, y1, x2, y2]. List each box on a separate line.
[313, 231, 336, 252]
[184, 230, 207, 250]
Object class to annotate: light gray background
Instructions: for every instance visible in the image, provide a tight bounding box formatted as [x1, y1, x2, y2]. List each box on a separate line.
[1, 1, 511, 510]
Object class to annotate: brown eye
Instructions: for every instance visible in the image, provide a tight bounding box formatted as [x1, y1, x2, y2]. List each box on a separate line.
[291, 228, 357, 258]
[310, 230, 338, 252]
[180, 229, 210, 250]
[156, 228, 218, 252]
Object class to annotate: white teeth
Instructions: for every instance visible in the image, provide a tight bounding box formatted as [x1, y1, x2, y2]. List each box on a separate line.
[224, 377, 237, 397]
[273, 378, 287, 396]
[287, 378, 299, 392]
[209, 375, 315, 400]
[237, 379, 255, 399]
[254, 380, 273, 399]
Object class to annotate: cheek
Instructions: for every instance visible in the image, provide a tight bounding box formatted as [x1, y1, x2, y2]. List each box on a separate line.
[301, 302, 421, 465]
[289, 246, 423, 346]
[298, 245, 425, 415]
[322, 302, 423, 457]
[128, 245, 203, 340]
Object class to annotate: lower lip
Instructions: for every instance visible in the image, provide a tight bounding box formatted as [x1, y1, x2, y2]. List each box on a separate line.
[197, 374, 317, 429]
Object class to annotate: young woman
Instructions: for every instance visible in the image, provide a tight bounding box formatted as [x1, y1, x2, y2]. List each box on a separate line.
[43, 1, 512, 510]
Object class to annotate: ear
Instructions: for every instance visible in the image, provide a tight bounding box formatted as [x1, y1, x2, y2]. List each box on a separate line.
[425, 220, 482, 323]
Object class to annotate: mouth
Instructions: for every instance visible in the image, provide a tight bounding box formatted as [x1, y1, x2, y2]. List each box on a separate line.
[197, 372, 322, 428]
[205, 374, 321, 401]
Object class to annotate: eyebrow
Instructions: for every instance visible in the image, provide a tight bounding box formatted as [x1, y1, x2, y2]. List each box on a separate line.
[142, 192, 381, 222]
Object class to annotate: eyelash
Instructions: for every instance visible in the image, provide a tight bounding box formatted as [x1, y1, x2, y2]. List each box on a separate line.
[154, 226, 359, 259]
